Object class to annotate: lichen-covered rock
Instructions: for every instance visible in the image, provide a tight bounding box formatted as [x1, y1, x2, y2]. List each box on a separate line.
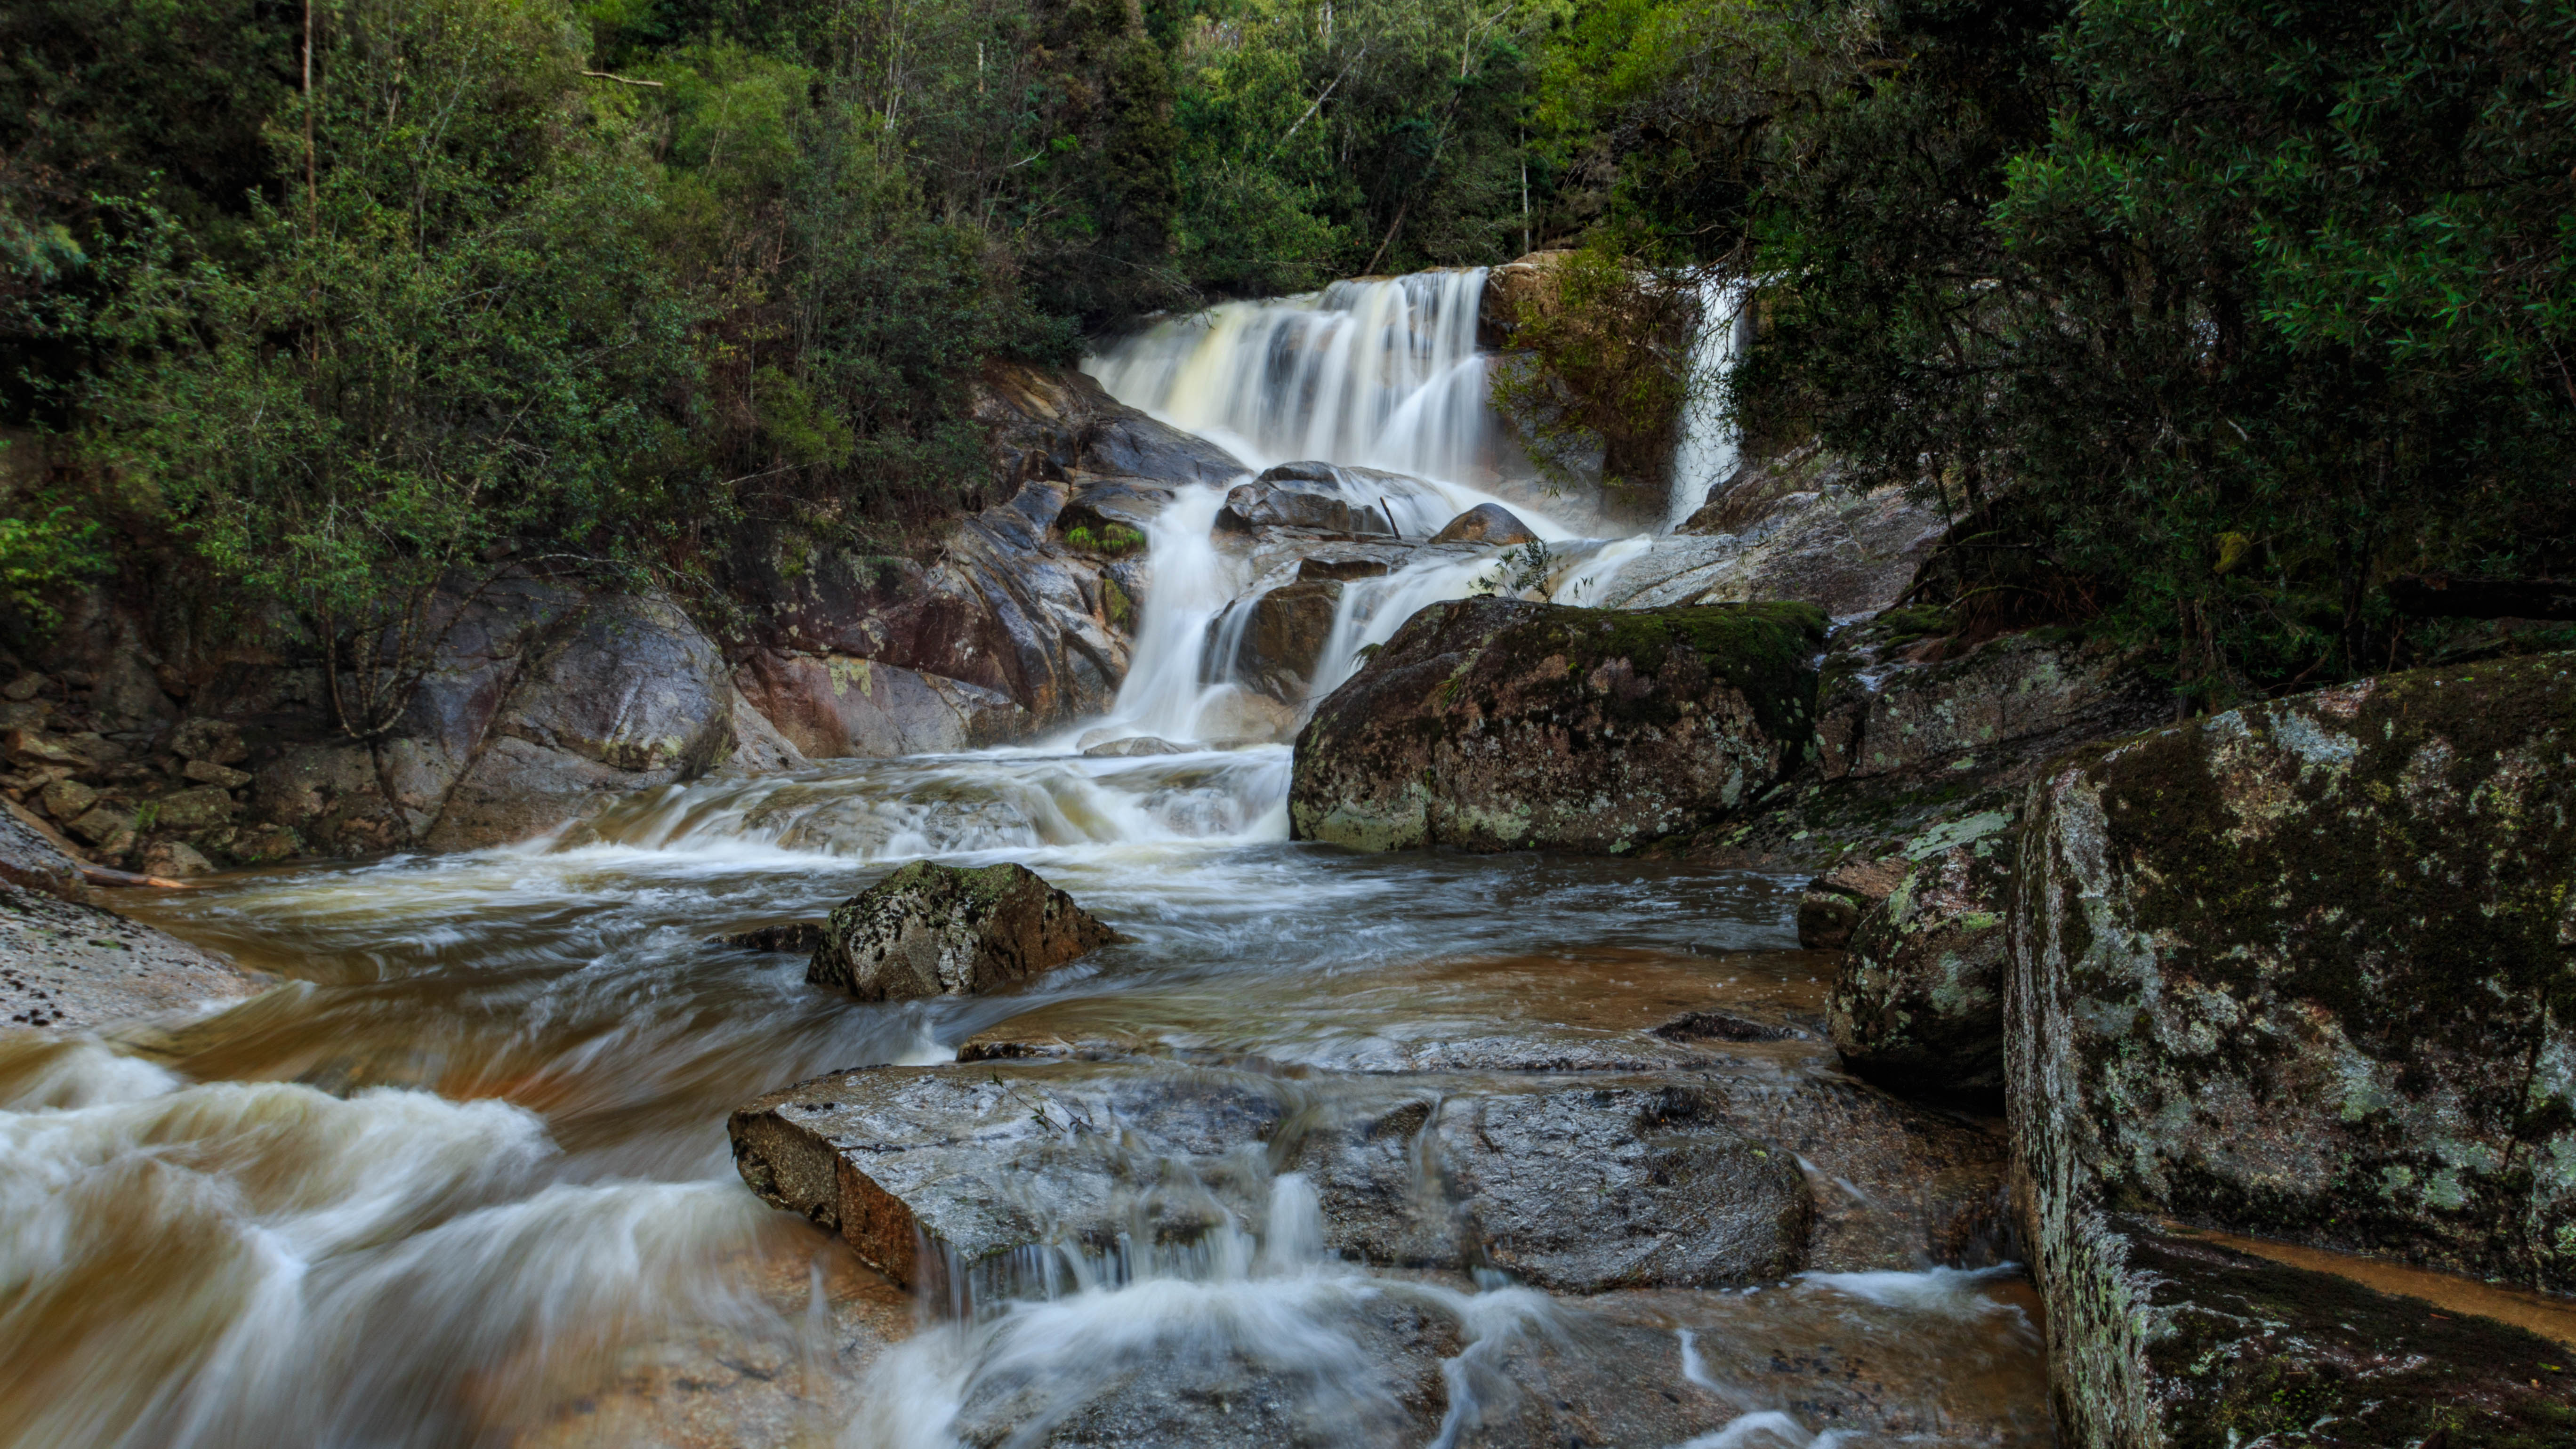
[1816, 627, 2165, 784]
[1795, 855, 1907, 949]
[807, 861, 1118, 1001]
[2035, 1214, 2576, 1449]
[1829, 829, 2013, 1102]
[2011, 651, 2576, 1294]
[1290, 598, 1825, 853]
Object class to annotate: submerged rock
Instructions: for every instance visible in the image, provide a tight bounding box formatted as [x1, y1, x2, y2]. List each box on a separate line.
[728, 1061, 1810, 1303]
[1829, 837, 2012, 1102]
[1428, 503, 1538, 547]
[2011, 652, 2576, 1313]
[807, 861, 1118, 1001]
[1290, 598, 1825, 853]
[711, 922, 826, 953]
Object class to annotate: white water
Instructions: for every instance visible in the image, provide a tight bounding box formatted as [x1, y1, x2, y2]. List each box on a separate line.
[1666, 277, 1754, 530]
[1087, 270, 1510, 490]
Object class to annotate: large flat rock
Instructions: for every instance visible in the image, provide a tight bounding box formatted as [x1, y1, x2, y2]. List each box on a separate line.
[729, 1061, 1811, 1304]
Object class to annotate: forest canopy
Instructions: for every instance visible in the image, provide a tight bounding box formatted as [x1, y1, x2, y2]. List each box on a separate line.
[2, 0, 2569, 705]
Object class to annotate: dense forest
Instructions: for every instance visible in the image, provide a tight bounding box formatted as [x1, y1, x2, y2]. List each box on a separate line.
[1, 0, 2569, 708]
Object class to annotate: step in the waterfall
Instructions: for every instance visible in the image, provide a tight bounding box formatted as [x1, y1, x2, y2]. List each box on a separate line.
[728, 1061, 1811, 1308]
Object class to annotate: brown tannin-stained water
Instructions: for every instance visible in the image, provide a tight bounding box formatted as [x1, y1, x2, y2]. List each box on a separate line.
[2, 277, 2050, 1448]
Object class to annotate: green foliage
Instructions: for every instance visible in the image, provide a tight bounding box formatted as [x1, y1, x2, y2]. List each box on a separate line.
[69, 0, 698, 735]
[1063, 521, 1146, 555]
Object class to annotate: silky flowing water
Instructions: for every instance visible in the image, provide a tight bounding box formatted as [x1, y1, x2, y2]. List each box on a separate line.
[0, 274, 2049, 1449]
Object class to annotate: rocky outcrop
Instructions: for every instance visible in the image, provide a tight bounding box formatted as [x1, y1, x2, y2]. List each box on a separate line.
[976, 360, 1245, 488]
[2009, 651, 2576, 1443]
[0, 883, 261, 1030]
[733, 652, 1027, 760]
[1428, 503, 1538, 547]
[1290, 599, 1825, 853]
[730, 1061, 1810, 1303]
[807, 861, 1119, 1001]
[1828, 830, 2013, 1102]
[1594, 480, 1947, 620]
[2012, 652, 2576, 1291]
[2037, 1216, 2576, 1448]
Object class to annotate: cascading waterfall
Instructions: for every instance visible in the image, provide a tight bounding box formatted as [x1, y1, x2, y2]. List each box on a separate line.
[1664, 278, 1755, 531]
[1086, 270, 1512, 490]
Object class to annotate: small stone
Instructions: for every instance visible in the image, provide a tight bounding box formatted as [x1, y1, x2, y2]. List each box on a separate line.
[182, 758, 253, 789]
[139, 839, 214, 877]
[1, 673, 45, 702]
[148, 786, 239, 832]
[66, 806, 136, 852]
[220, 823, 299, 863]
[6, 731, 86, 771]
[166, 717, 250, 767]
[1081, 735, 1185, 757]
[37, 778, 98, 823]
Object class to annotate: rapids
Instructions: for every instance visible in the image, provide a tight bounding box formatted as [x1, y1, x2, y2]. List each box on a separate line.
[0, 273, 2047, 1449]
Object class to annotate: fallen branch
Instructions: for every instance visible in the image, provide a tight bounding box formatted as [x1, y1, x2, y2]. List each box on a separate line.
[581, 70, 664, 88]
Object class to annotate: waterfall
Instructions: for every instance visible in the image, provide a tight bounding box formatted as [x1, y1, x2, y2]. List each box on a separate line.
[1664, 278, 1754, 531]
[1086, 270, 1513, 491]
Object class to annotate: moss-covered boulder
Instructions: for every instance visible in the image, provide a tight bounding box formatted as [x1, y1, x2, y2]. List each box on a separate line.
[808, 861, 1119, 1001]
[1289, 598, 1826, 853]
[1829, 823, 2014, 1102]
[2011, 651, 2576, 1301]
[2040, 1214, 2576, 1449]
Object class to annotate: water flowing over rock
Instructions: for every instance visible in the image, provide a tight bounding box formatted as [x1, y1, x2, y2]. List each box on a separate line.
[729, 1061, 1810, 1304]
[807, 861, 1119, 1001]
[1087, 272, 1527, 499]
[2009, 652, 2576, 1443]
[1290, 598, 1825, 853]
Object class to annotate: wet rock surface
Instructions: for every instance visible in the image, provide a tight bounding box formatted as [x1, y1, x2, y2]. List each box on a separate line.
[807, 861, 1119, 1002]
[1210, 579, 1344, 702]
[1290, 598, 1825, 853]
[0, 882, 262, 1031]
[730, 1061, 1811, 1300]
[2012, 651, 2576, 1291]
[1828, 835, 2013, 1103]
[1428, 502, 1538, 547]
[2037, 1215, 2576, 1449]
[1216, 463, 1411, 537]
[1599, 481, 1946, 620]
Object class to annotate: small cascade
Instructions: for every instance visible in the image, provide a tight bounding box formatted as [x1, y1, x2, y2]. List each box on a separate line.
[1665, 278, 1755, 531]
[1087, 270, 1513, 490]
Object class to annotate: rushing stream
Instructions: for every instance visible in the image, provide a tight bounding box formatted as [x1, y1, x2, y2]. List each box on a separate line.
[0, 273, 2047, 1449]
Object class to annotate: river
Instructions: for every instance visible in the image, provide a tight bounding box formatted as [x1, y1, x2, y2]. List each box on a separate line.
[0, 272, 2048, 1449]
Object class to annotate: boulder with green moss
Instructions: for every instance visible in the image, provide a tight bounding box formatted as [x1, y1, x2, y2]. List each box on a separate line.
[2011, 651, 2576, 1302]
[1829, 824, 2014, 1102]
[809, 861, 1120, 1001]
[1289, 599, 1826, 853]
